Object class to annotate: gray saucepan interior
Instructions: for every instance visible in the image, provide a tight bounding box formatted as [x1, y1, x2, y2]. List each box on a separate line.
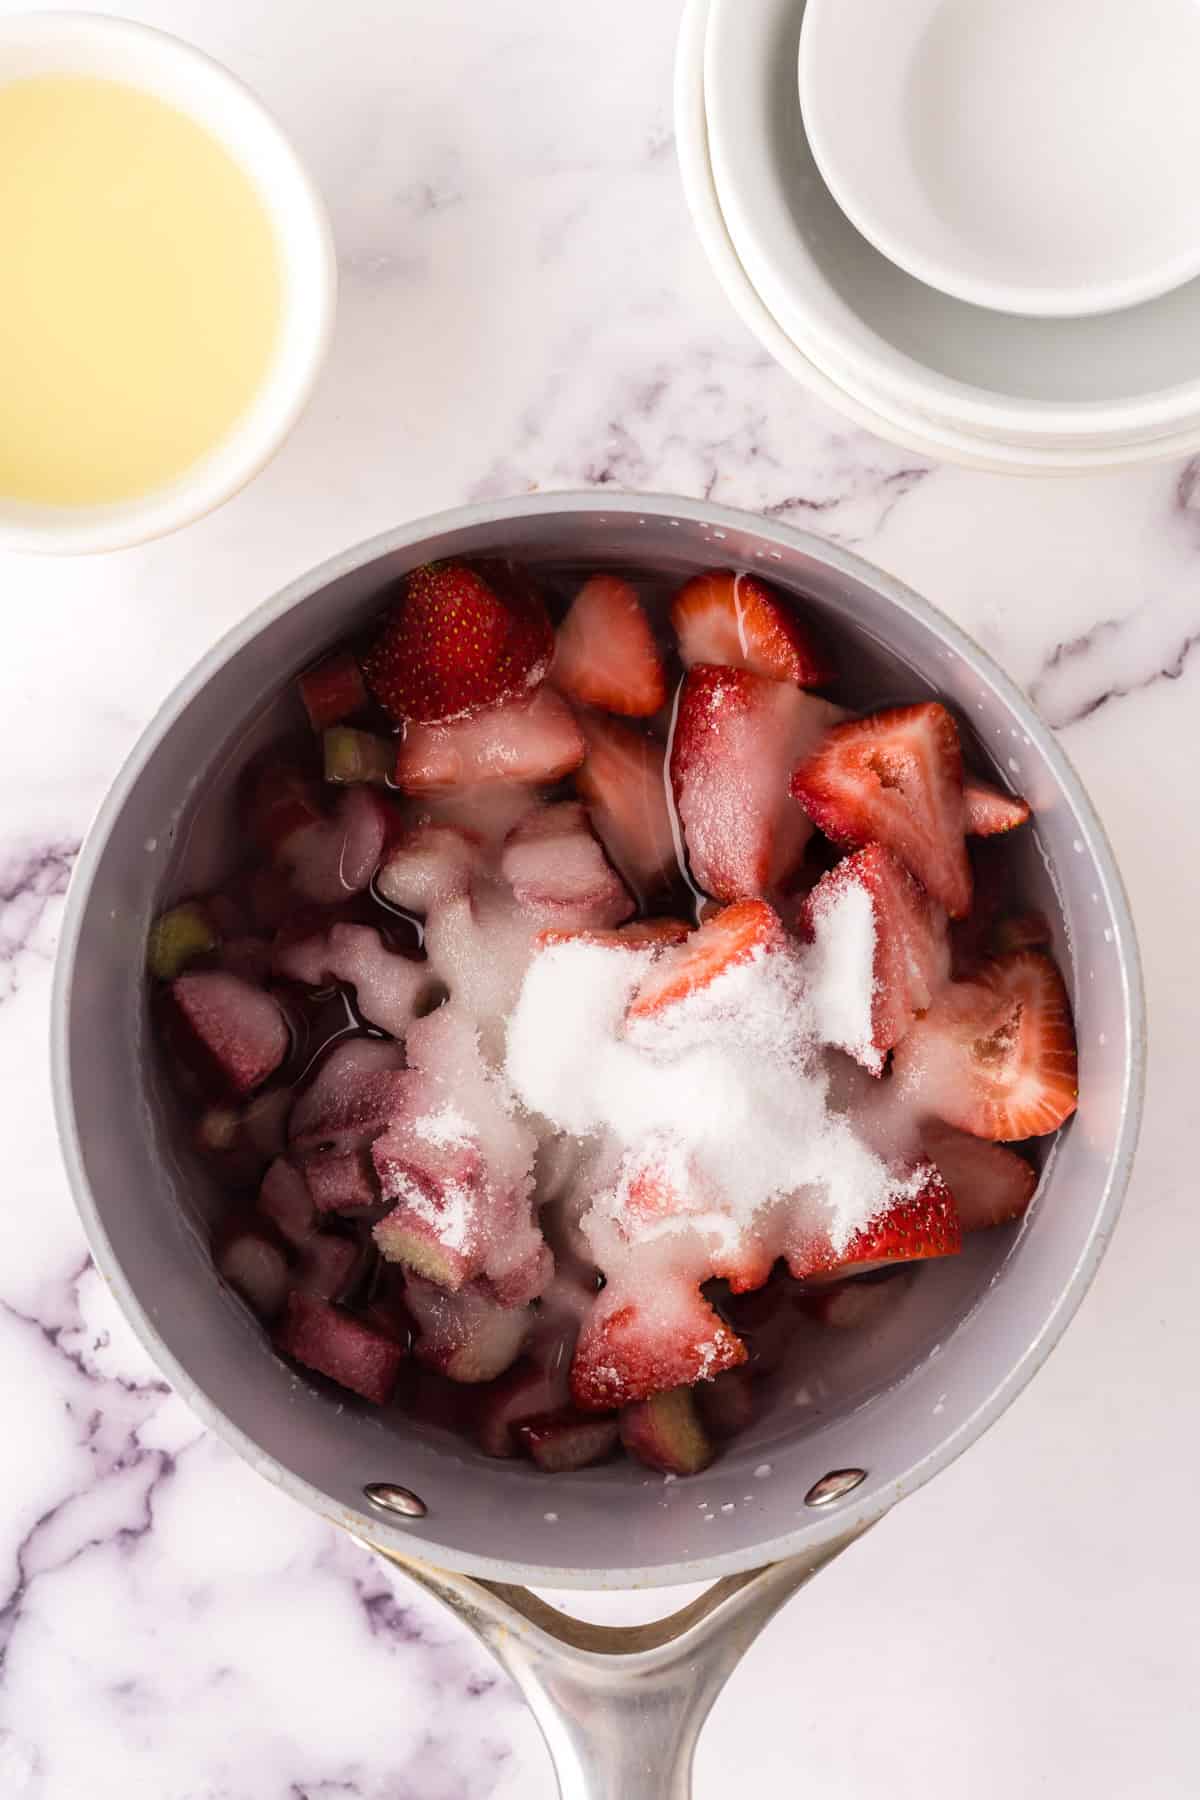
[51, 494, 1144, 1588]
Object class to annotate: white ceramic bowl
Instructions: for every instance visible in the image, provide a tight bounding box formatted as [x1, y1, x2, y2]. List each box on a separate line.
[675, 0, 1200, 471]
[704, 0, 1200, 450]
[0, 12, 336, 555]
[800, 0, 1200, 319]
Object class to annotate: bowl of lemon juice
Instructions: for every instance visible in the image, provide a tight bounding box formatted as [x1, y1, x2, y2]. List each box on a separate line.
[0, 11, 335, 553]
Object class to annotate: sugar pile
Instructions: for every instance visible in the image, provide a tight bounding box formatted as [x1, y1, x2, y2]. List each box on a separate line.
[504, 926, 921, 1260]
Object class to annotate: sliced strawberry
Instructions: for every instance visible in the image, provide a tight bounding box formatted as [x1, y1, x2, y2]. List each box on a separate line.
[364, 559, 554, 724]
[922, 1122, 1038, 1231]
[275, 1290, 405, 1405]
[375, 820, 482, 914]
[215, 1228, 289, 1320]
[552, 573, 667, 716]
[165, 971, 289, 1099]
[500, 801, 633, 929]
[574, 713, 678, 901]
[516, 1409, 621, 1473]
[534, 918, 689, 954]
[670, 665, 843, 902]
[619, 1386, 714, 1476]
[298, 650, 368, 731]
[395, 685, 584, 791]
[964, 776, 1031, 836]
[786, 1165, 961, 1281]
[626, 899, 784, 1024]
[570, 1281, 747, 1411]
[800, 843, 949, 1074]
[790, 703, 972, 918]
[671, 569, 832, 686]
[893, 950, 1078, 1140]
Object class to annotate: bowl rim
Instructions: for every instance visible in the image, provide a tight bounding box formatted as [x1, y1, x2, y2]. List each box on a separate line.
[798, 0, 1200, 321]
[705, 0, 1200, 442]
[50, 492, 1147, 1587]
[0, 10, 336, 556]
[675, 0, 1200, 471]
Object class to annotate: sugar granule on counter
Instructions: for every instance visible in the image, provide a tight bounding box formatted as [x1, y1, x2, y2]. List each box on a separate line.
[504, 929, 924, 1258]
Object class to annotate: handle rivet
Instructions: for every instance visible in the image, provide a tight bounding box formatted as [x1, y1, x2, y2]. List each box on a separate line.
[804, 1468, 867, 1507]
[364, 1482, 428, 1519]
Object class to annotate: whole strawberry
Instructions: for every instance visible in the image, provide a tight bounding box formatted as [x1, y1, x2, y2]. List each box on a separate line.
[364, 559, 554, 723]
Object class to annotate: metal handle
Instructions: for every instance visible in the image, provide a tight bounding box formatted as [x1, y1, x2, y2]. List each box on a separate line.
[354, 1522, 871, 1798]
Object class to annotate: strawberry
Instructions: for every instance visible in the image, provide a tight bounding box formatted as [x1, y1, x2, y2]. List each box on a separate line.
[786, 1165, 961, 1280]
[619, 1386, 715, 1475]
[790, 702, 972, 917]
[500, 801, 634, 929]
[574, 713, 678, 900]
[570, 1281, 747, 1410]
[375, 820, 482, 914]
[892, 950, 1078, 1140]
[275, 1290, 406, 1405]
[394, 685, 584, 791]
[364, 560, 554, 724]
[552, 573, 667, 716]
[516, 1409, 621, 1472]
[626, 899, 784, 1024]
[799, 843, 949, 1074]
[297, 651, 368, 732]
[670, 665, 844, 902]
[165, 971, 289, 1099]
[964, 776, 1031, 836]
[922, 1122, 1038, 1231]
[534, 918, 691, 954]
[671, 569, 832, 686]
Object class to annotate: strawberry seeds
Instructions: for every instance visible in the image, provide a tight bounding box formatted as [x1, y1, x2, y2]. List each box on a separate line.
[149, 557, 1077, 1478]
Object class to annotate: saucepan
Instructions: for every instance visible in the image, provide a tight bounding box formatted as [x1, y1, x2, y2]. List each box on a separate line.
[51, 494, 1145, 1797]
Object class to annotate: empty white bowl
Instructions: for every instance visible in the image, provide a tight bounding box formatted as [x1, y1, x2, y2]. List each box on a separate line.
[0, 12, 336, 555]
[800, 0, 1200, 319]
[676, 0, 1200, 470]
[704, 0, 1200, 449]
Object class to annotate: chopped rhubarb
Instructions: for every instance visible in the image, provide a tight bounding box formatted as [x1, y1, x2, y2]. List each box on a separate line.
[276, 1290, 405, 1404]
[298, 651, 368, 731]
[215, 1229, 289, 1320]
[323, 727, 395, 786]
[165, 971, 289, 1099]
[301, 1148, 379, 1214]
[405, 1276, 532, 1383]
[148, 901, 217, 981]
[620, 1387, 714, 1476]
[517, 1409, 621, 1472]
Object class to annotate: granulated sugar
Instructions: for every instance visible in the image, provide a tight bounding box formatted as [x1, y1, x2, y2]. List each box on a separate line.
[505, 930, 922, 1257]
[804, 876, 880, 1072]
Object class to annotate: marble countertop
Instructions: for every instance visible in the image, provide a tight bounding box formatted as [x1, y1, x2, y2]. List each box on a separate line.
[1, 1, 1194, 1794]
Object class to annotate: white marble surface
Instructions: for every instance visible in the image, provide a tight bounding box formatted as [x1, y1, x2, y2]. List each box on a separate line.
[0, 2, 1195, 1795]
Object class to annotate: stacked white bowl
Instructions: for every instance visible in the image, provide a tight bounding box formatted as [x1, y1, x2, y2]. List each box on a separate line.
[676, 0, 1200, 472]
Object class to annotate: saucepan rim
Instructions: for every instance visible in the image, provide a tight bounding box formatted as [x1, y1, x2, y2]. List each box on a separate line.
[49, 492, 1146, 1587]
